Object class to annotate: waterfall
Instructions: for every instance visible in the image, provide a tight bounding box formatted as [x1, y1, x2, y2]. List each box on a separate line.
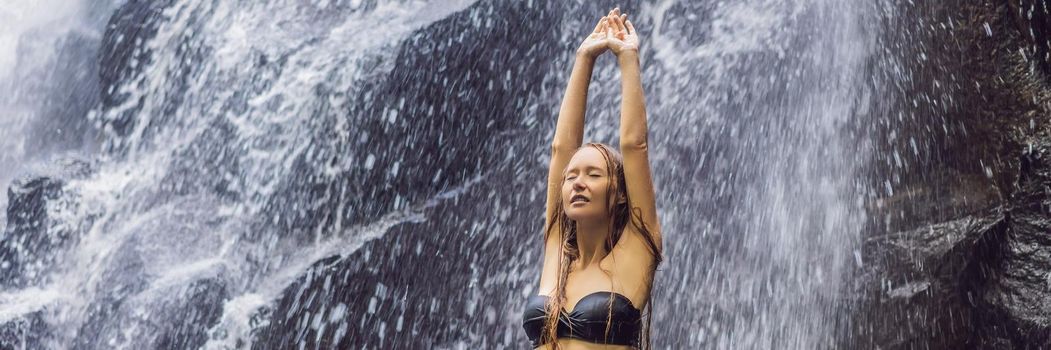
[638, 0, 876, 347]
[0, 0, 883, 348]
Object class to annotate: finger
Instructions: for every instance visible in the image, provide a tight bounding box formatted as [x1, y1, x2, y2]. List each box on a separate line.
[620, 15, 629, 37]
[625, 19, 636, 35]
[613, 13, 625, 33]
[593, 16, 606, 33]
[605, 18, 615, 38]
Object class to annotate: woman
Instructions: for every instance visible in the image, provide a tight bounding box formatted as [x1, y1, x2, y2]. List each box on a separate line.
[522, 7, 664, 350]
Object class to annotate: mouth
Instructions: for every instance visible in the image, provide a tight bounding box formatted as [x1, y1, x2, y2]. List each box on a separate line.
[570, 194, 590, 205]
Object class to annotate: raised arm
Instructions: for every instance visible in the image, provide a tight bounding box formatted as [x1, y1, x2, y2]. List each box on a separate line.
[539, 16, 610, 293]
[543, 16, 611, 237]
[544, 55, 592, 229]
[608, 11, 663, 253]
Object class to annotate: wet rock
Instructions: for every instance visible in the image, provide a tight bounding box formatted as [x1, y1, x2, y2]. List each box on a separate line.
[857, 212, 1007, 348]
[0, 175, 63, 288]
[253, 0, 565, 244]
[0, 159, 93, 289]
[96, 0, 177, 137]
[860, 169, 1051, 348]
[977, 140, 1051, 347]
[156, 278, 229, 349]
[0, 312, 49, 350]
[1007, 0, 1051, 77]
[66, 194, 229, 350]
[72, 276, 227, 349]
[857, 0, 1051, 347]
[70, 242, 150, 349]
[249, 1, 562, 347]
[251, 220, 473, 349]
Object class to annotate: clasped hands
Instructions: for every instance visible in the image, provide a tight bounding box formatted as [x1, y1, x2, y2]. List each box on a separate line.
[576, 7, 639, 60]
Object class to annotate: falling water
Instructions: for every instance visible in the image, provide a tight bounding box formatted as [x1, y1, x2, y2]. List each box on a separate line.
[636, 0, 877, 347]
[0, 0, 887, 348]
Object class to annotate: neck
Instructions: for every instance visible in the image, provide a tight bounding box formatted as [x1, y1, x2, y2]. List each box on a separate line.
[574, 217, 610, 270]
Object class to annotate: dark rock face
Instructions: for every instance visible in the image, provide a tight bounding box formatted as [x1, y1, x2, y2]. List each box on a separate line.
[0, 159, 92, 350]
[0, 312, 49, 350]
[249, 154, 545, 348]
[0, 176, 66, 288]
[859, 213, 1008, 348]
[254, 0, 563, 240]
[69, 276, 228, 350]
[96, 0, 177, 140]
[0, 159, 93, 289]
[249, 1, 564, 348]
[855, 0, 1051, 347]
[155, 278, 230, 349]
[859, 186, 1051, 348]
[1008, 0, 1051, 78]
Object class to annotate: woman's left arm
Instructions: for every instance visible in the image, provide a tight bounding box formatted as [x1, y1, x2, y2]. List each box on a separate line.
[617, 51, 662, 248]
[610, 13, 662, 252]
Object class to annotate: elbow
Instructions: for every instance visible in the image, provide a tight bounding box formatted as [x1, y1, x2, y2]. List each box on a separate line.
[619, 137, 648, 151]
[551, 142, 576, 154]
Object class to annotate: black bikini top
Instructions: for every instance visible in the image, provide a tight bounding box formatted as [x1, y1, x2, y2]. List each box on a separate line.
[521, 291, 642, 348]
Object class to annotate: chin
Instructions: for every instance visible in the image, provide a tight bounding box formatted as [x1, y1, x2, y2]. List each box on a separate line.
[565, 205, 602, 221]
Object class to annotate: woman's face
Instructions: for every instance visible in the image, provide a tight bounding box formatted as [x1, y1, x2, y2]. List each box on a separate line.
[562, 147, 615, 221]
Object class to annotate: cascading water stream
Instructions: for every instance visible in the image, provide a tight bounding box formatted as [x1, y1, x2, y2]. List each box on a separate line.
[0, 0, 886, 348]
[636, 0, 877, 347]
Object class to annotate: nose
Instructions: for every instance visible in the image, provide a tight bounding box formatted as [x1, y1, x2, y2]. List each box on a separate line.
[572, 178, 587, 190]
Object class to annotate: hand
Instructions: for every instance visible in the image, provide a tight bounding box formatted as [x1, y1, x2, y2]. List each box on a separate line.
[604, 7, 639, 57]
[575, 15, 611, 59]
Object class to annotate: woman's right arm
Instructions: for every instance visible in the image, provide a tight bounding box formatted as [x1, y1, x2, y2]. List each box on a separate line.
[544, 53, 594, 231]
[539, 14, 609, 294]
[544, 14, 610, 236]
[538, 55, 600, 294]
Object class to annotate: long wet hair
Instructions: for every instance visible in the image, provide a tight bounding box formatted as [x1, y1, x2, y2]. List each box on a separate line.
[541, 142, 664, 350]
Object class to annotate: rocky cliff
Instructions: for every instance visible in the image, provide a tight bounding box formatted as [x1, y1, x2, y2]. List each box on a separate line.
[856, 0, 1051, 347]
